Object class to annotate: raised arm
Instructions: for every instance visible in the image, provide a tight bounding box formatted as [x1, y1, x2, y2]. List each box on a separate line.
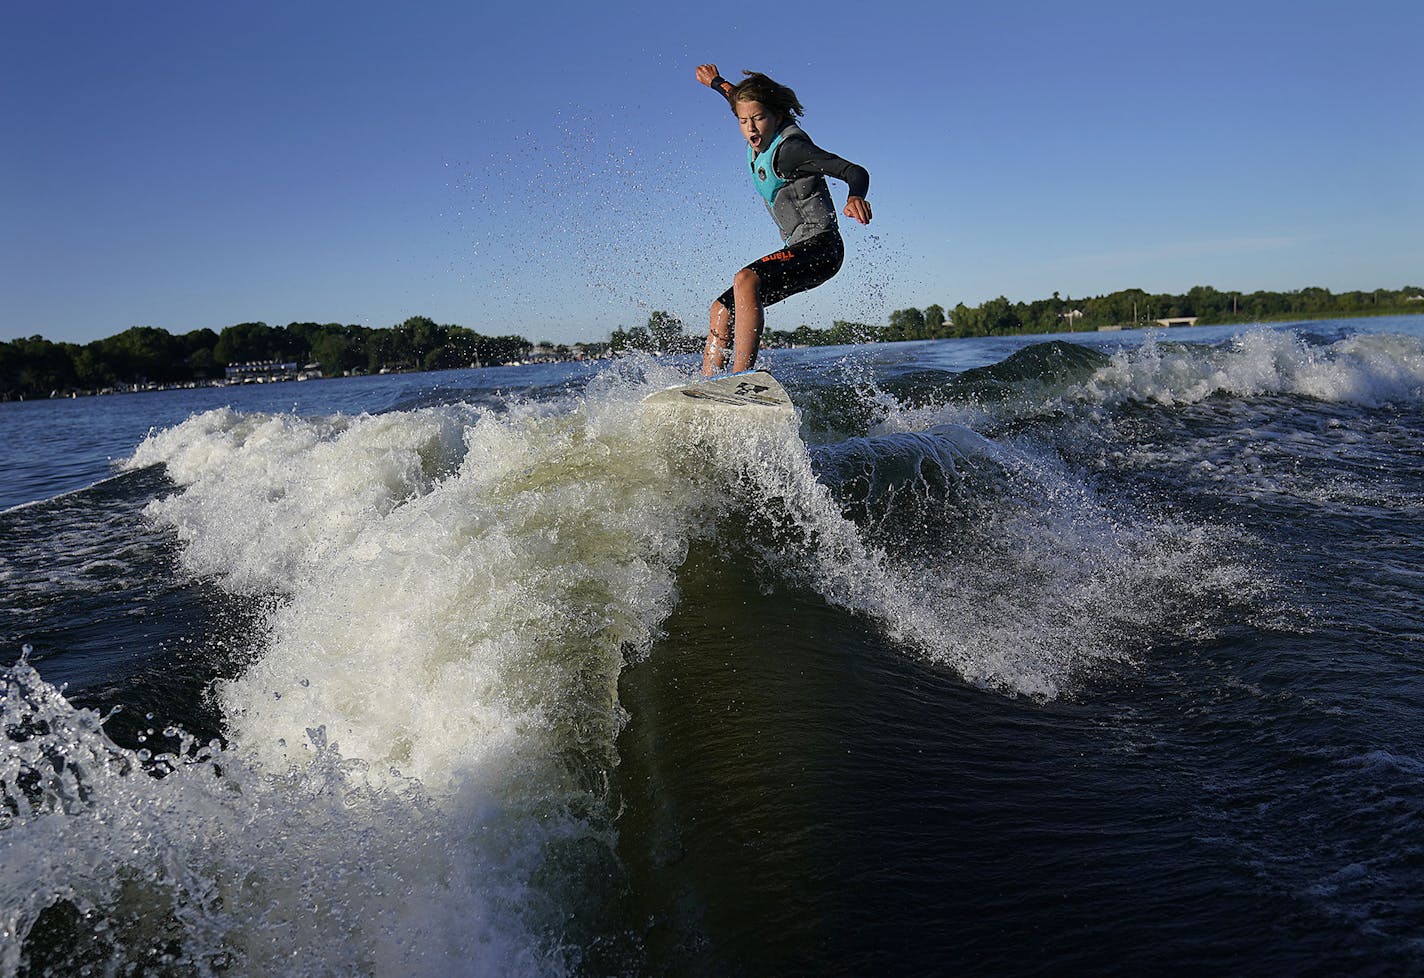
[695, 63, 736, 106]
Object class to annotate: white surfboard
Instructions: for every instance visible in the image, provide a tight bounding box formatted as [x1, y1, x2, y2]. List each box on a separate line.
[642, 369, 794, 412]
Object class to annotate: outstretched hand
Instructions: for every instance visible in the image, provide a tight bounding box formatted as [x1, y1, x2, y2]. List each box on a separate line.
[695, 63, 720, 87]
[844, 196, 873, 225]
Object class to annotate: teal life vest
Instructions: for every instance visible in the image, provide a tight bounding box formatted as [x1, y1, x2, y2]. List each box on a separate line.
[748, 128, 791, 207]
[745, 122, 839, 246]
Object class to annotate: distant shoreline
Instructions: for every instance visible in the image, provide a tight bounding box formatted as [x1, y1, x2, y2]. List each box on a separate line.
[1195, 307, 1424, 326]
[10, 308, 1420, 405]
[5, 287, 1420, 401]
[5, 355, 601, 402]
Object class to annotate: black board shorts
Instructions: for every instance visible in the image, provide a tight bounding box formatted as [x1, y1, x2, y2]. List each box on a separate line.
[715, 230, 844, 317]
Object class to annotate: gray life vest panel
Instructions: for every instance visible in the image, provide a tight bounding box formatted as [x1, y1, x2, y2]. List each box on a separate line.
[747, 122, 839, 246]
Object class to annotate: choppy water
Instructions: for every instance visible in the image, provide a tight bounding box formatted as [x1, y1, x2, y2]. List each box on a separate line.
[3, 318, 1423, 976]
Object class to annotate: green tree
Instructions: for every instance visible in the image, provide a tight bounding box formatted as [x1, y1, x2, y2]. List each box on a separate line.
[96, 327, 185, 383]
[791, 324, 819, 347]
[310, 330, 357, 377]
[949, 303, 981, 338]
[366, 328, 408, 372]
[923, 304, 946, 337]
[422, 346, 450, 371]
[1185, 285, 1226, 319]
[1298, 286, 1332, 313]
[886, 307, 925, 342]
[215, 322, 280, 365]
[646, 310, 685, 352]
[185, 347, 219, 379]
[0, 336, 76, 396]
[981, 296, 1022, 335]
[72, 345, 115, 389]
[474, 334, 528, 365]
[400, 316, 445, 363]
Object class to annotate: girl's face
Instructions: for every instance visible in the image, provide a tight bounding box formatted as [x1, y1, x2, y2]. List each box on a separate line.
[735, 99, 782, 153]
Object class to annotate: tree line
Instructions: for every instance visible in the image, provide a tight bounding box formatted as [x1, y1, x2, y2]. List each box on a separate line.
[872, 284, 1424, 343]
[5, 285, 1421, 399]
[0, 317, 567, 400]
[720, 285, 1422, 350]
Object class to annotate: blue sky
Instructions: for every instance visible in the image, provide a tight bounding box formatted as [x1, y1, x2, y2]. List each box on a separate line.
[4, 0, 1420, 346]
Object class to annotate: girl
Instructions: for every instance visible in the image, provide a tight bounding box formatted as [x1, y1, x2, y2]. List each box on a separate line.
[695, 63, 873, 375]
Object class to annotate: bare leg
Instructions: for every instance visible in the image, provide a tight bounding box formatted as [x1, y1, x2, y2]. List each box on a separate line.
[702, 299, 733, 376]
[730, 267, 764, 373]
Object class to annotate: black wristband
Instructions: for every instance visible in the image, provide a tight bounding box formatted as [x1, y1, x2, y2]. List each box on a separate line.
[710, 75, 730, 96]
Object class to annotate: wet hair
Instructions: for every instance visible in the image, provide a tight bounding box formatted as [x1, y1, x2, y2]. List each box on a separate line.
[730, 71, 805, 120]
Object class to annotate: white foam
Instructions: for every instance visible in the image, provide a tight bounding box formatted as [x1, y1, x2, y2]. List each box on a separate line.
[127, 406, 472, 594]
[55, 373, 760, 972]
[1080, 329, 1424, 409]
[0, 659, 561, 978]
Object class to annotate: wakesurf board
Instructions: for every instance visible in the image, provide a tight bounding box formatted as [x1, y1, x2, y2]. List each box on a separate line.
[641, 369, 793, 413]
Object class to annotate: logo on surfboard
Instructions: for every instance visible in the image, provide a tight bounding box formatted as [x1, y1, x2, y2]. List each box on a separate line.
[679, 380, 780, 406]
